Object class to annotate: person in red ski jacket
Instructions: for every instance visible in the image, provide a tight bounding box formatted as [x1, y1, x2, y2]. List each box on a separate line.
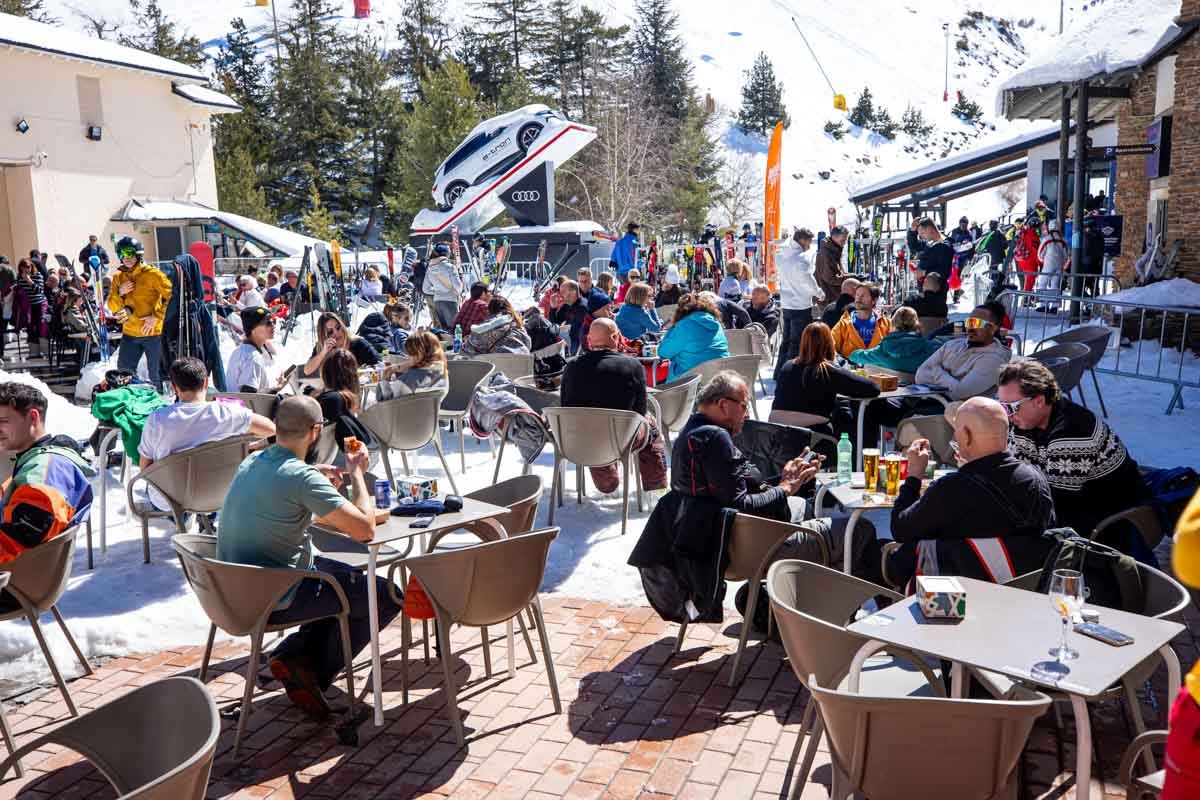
[1013, 219, 1041, 293]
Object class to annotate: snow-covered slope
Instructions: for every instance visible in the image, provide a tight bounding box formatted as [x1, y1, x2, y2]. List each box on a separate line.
[37, 0, 1065, 229]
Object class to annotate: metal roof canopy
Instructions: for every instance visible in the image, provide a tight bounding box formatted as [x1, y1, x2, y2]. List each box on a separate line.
[892, 160, 1028, 209]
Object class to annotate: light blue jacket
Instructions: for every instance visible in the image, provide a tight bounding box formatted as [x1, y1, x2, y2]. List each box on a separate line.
[615, 303, 662, 341]
[658, 311, 729, 380]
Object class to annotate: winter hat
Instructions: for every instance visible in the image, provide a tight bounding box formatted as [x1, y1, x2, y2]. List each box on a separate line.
[665, 265, 681, 286]
[241, 306, 272, 334]
[433, 242, 450, 257]
[586, 291, 613, 315]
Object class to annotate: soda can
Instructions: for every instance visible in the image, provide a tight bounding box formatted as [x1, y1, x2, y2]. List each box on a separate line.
[374, 480, 393, 509]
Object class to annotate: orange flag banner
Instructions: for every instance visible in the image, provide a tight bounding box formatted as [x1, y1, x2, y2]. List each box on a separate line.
[764, 121, 784, 290]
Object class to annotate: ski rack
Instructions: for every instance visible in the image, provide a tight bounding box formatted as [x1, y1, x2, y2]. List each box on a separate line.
[533, 246, 580, 301]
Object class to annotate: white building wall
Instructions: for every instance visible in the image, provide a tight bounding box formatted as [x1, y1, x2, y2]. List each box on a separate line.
[1024, 123, 1117, 206]
[0, 47, 220, 262]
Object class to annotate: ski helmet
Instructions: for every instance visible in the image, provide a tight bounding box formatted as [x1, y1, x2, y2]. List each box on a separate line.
[115, 236, 144, 258]
[433, 242, 450, 257]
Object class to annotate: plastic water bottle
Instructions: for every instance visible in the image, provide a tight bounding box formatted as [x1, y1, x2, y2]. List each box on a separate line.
[837, 433, 853, 484]
[452, 324, 463, 353]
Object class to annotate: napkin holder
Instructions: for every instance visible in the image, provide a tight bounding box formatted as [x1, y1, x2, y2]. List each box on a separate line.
[916, 575, 967, 619]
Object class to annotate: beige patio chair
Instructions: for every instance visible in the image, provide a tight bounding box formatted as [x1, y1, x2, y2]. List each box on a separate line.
[896, 414, 956, 467]
[472, 352, 535, 381]
[674, 513, 830, 686]
[766, 560, 945, 799]
[0, 676, 219, 798]
[681, 355, 764, 418]
[1036, 324, 1113, 416]
[403, 528, 561, 746]
[212, 391, 279, 419]
[656, 303, 678, 323]
[768, 409, 831, 430]
[543, 407, 647, 536]
[0, 533, 93, 718]
[647, 374, 700, 449]
[360, 389, 458, 495]
[808, 676, 1050, 800]
[126, 435, 257, 564]
[0, 574, 17, 776]
[1119, 729, 1168, 799]
[1029, 341, 1090, 399]
[172, 534, 356, 758]
[439, 359, 494, 473]
[723, 328, 755, 356]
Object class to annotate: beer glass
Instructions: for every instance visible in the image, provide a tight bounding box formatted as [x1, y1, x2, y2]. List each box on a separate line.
[862, 449, 880, 494]
[884, 454, 903, 497]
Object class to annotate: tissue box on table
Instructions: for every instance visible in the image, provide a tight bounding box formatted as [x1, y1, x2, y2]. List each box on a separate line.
[916, 575, 967, 619]
[395, 475, 437, 502]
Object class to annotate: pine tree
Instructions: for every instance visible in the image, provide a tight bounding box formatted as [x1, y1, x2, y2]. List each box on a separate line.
[216, 145, 271, 221]
[213, 17, 274, 220]
[870, 107, 898, 139]
[901, 104, 933, 140]
[848, 86, 875, 129]
[301, 178, 337, 240]
[952, 91, 984, 124]
[736, 52, 788, 137]
[0, 0, 56, 23]
[394, 0, 449, 99]
[669, 96, 722, 236]
[570, 8, 629, 120]
[496, 70, 547, 113]
[119, 0, 204, 66]
[538, 0, 581, 112]
[463, 0, 545, 100]
[630, 0, 692, 122]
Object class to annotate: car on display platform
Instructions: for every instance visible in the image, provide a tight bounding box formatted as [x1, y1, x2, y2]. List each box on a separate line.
[432, 104, 567, 211]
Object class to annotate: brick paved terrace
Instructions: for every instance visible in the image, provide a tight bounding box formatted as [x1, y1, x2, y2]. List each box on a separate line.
[0, 595, 1194, 800]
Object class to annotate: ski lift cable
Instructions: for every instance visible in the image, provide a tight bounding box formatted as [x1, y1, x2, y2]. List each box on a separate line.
[790, 16, 838, 98]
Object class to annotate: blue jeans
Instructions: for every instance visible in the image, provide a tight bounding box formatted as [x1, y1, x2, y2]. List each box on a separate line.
[117, 334, 163, 391]
[774, 308, 812, 380]
[269, 557, 402, 690]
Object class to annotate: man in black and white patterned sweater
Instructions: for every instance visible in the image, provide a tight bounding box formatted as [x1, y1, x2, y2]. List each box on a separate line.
[998, 360, 1145, 542]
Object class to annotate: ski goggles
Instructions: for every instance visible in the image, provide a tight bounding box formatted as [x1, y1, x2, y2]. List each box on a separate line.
[998, 396, 1033, 416]
[117, 247, 139, 260]
[964, 316, 995, 331]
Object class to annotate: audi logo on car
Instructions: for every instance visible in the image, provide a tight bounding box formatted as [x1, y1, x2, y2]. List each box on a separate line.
[510, 190, 541, 203]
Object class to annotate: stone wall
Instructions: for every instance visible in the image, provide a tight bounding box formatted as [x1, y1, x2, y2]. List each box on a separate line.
[1165, 16, 1200, 281]
[1113, 67, 1157, 286]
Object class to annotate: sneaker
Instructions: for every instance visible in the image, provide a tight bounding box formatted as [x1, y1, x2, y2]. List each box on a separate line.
[268, 655, 331, 720]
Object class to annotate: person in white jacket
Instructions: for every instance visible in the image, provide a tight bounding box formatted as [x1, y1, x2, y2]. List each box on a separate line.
[773, 227, 822, 380]
[1035, 220, 1068, 312]
[423, 243, 464, 329]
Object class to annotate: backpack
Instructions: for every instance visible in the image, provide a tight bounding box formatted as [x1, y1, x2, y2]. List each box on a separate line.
[1036, 528, 1144, 614]
[1143, 467, 1200, 533]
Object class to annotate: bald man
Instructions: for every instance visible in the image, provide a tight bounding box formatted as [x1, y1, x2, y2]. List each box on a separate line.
[882, 397, 1056, 587]
[561, 316, 667, 493]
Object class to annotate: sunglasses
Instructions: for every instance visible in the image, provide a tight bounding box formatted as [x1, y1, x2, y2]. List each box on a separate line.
[118, 248, 138, 260]
[999, 396, 1033, 416]
[965, 317, 995, 330]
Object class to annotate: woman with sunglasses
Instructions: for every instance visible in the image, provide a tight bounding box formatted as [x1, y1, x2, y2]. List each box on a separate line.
[302, 311, 380, 380]
[227, 306, 286, 393]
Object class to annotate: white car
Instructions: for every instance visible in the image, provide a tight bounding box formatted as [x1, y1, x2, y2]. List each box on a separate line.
[432, 104, 567, 211]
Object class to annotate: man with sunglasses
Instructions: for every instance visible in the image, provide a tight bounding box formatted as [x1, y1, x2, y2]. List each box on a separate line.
[913, 304, 1011, 401]
[1000, 360, 1146, 548]
[105, 236, 172, 391]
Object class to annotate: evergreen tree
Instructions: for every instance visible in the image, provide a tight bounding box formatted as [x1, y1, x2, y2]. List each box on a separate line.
[0, 0, 56, 23]
[668, 96, 722, 236]
[301, 178, 337, 240]
[394, 0, 449, 99]
[463, 0, 545, 100]
[216, 145, 271, 221]
[456, 33, 511, 105]
[848, 86, 875, 129]
[901, 104, 933, 139]
[538, 0, 581, 111]
[870, 107, 898, 139]
[213, 18, 274, 220]
[119, 0, 204, 66]
[736, 52, 788, 137]
[496, 70, 548, 113]
[570, 8, 629, 120]
[952, 91, 984, 124]
[630, 0, 692, 121]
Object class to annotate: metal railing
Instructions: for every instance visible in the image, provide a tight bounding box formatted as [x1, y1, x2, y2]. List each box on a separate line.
[998, 287, 1199, 414]
[970, 269, 1123, 310]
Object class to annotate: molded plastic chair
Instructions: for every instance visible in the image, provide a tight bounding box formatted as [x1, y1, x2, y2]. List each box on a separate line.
[0, 676, 219, 798]
[543, 407, 647, 536]
[472, 352, 534, 381]
[212, 391, 278, 419]
[1034, 355, 1072, 392]
[768, 409, 831, 430]
[681, 354, 765, 418]
[723, 328, 755, 356]
[1036, 324, 1113, 416]
[172, 534, 356, 758]
[360, 389, 459, 495]
[674, 514, 830, 686]
[126, 435, 257, 564]
[656, 303, 678, 323]
[439, 359, 494, 473]
[1030, 341, 1090, 399]
[896, 414, 956, 467]
[1119, 729, 1168, 799]
[0, 574, 17, 776]
[1092, 504, 1166, 551]
[404, 528, 561, 746]
[808, 676, 1050, 800]
[766, 560, 945, 799]
[647, 374, 700, 449]
[0, 533, 93, 718]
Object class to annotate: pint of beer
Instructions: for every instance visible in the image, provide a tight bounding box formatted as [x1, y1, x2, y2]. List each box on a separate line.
[884, 454, 903, 497]
[863, 449, 880, 494]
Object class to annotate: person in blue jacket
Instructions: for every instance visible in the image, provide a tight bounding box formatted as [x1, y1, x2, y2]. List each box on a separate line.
[848, 306, 942, 374]
[657, 293, 729, 381]
[612, 222, 640, 283]
[614, 281, 662, 341]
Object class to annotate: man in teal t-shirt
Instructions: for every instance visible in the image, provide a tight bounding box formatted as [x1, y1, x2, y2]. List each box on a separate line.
[217, 395, 400, 719]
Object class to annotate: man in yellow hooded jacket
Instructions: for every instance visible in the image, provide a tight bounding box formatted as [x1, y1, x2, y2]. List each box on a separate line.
[105, 236, 172, 391]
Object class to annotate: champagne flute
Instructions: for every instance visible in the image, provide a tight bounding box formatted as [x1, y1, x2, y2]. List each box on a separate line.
[1048, 569, 1085, 661]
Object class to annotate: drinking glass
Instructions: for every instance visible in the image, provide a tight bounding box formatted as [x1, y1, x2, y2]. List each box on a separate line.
[862, 448, 880, 494]
[1048, 569, 1085, 661]
[884, 454, 903, 497]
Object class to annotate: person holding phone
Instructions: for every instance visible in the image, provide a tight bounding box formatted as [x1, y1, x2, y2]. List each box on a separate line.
[226, 307, 287, 393]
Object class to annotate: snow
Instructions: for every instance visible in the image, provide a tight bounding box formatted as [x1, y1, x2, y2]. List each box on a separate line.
[0, 11, 207, 82]
[115, 199, 324, 257]
[1102, 278, 1200, 308]
[172, 82, 241, 111]
[998, 0, 1182, 101]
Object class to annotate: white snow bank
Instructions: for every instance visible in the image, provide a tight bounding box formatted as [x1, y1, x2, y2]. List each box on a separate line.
[1102, 277, 1200, 308]
[0, 370, 96, 441]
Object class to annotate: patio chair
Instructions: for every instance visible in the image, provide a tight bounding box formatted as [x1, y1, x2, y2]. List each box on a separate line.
[1029, 341, 1090, 400]
[491, 401, 554, 484]
[0, 676, 219, 797]
[543, 407, 648, 536]
[681, 355, 764, 418]
[656, 303, 678, 323]
[0, 574, 16, 776]
[212, 391, 279, 419]
[808, 676, 1050, 800]
[472, 352, 535, 381]
[1036, 324, 1113, 416]
[766, 560, 945, 799]
[403, 528, 561, 746]
[674, 513, 830, 686]
[0, 533, 93, 718]
[126, 435, 257, 564]
[767, 409, 831, 430]
[723, 328, 755, 356]
[172, 534, 356, 758]
[1034, 355, 1072, 392]
[647, 374, 700, 450]
[1119, 729, 1168, 800]
[360, 389, 459, 495]
[896, 415, 956, 467]
[1091, 504, 1166, 551]
[439, 359, 494, 473]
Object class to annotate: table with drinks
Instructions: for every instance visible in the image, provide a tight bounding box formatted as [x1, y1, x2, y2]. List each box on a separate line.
[814, 447, 911, 573]
[848, 382, 950, 470]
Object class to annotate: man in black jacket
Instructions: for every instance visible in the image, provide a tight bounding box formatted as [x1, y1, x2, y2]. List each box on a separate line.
[820, 277, 861, 328]
[886, 397, 1056, 587]
[741, 286, 779, 336]
[705, 291, 750, 330]
[549, 279, 590, 355]
[914, 217, 954, 305]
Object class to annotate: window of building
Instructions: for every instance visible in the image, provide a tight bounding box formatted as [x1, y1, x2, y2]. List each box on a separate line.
[76, 76, 103, 126]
